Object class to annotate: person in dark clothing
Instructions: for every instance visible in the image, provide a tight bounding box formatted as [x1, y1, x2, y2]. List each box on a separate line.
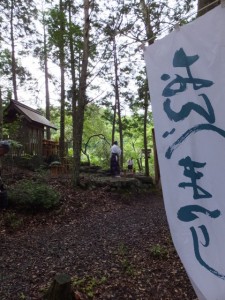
[110, 141, 121, 177]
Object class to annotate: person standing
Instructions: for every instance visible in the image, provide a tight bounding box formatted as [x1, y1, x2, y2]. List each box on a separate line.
[127, 158, 134, 172]
[110, 141, 121, 177]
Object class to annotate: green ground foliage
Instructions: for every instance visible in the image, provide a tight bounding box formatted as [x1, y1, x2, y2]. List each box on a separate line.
[8, 179, 60, 212]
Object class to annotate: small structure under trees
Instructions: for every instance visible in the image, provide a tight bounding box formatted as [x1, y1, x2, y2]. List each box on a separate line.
[4, 100, 57, 158]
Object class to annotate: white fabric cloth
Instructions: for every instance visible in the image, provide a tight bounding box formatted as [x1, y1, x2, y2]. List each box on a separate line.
[144, 5, 225, 300]
[127, 159, 133, 166]
[111, 144, 121, 156]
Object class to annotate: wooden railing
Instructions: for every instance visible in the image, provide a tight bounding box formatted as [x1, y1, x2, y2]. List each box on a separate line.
[42, 139, 59, 158]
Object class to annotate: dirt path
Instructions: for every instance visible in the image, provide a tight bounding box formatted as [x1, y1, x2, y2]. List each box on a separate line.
[0, 185, 197, 300]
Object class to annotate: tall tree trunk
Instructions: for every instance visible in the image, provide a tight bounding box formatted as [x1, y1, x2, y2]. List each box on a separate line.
[0, 88, 2, 174]
[140, 0, 155, 177]
[43, 17, 51, 140]
[0, 88, 3, 139]
[59, 0, 65, 159]
[143, 81, 149, 176]
[139, 0, 154, 41]
[72, 0, 90, 186]
[10, 0, 18, 102]
[111, 102, 116, 145]
[113, 35, 124, 168]
[197, 0, 220, 17]
[68, 0, 77, 157]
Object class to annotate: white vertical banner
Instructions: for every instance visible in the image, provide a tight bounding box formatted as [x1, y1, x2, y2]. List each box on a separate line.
[144, 5, 225, 300]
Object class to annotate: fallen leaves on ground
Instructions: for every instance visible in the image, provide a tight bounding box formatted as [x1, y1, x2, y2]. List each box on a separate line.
[0, 177, 197, 300]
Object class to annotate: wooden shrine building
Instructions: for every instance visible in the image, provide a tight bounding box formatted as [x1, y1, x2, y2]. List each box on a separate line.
[4, 100, 58, 158]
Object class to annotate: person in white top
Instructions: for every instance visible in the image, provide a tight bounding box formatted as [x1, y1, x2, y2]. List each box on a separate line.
[110, 141, 121, 177]
[127, 158, 134, 172]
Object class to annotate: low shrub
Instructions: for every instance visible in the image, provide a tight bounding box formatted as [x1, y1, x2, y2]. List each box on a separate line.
[8, 179, 60, 212]
[5, 155, 45, 171]
[72, 275, 107, 298]
[1, 212, 23, 231]
[149, 244, 168, 259]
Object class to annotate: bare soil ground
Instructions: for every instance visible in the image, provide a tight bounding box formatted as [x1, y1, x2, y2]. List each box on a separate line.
[0, 178, 197, 300]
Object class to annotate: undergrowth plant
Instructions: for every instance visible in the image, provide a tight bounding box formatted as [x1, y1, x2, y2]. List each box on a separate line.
[149, 244, 168, 259]
[117, 243, 136, 276]
[72, 275, 107, 298]
[8, 179, 60, 212]
[2, 212, 23, 230]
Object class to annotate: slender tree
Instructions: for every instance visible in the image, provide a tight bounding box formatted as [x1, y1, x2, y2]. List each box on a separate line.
[0, 88, 3, 139]
[101, 1, 135, 169]
[72, 0, 91, 186]
[112, 34, 124, 167]
[133, 0, 195, 176]
[10, 0, 18, 101]
[46, 1, 67, 156]
[34, 0, 55, 139]
[58, 0, 66, 159]
[1, 0, 37, 102]
[43, 11, 51, 140]
[67, 0, 81, 159]
[139, 0, 155, 176]
[0, 49, 13, 98]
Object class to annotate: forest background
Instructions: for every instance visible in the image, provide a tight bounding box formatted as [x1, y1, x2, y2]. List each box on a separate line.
[0, 0, 219, 185]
